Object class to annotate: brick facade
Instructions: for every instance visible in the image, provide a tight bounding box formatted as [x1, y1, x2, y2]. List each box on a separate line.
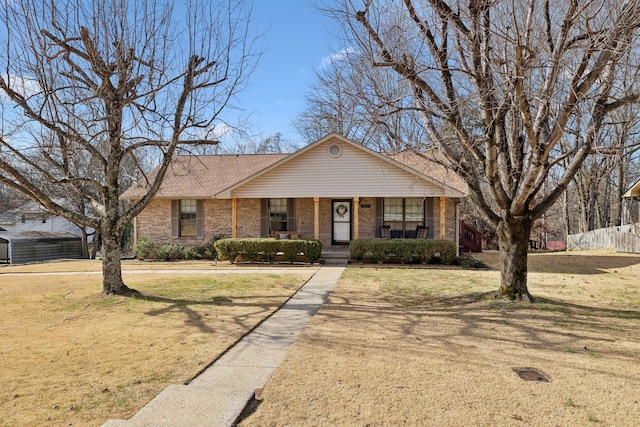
[357, 197, 377, 239]
[236, 199, 260, 238]
[295, 198, 315, 240]
[135, 196, 459, 249]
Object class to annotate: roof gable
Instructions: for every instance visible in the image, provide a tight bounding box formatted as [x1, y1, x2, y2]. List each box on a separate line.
[217, 134, 466, 198]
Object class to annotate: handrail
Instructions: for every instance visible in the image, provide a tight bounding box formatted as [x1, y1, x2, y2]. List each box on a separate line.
[459, 220, 483, 252]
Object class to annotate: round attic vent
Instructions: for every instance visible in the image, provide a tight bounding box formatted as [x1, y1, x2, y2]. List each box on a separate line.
[328, 143, 342, 158]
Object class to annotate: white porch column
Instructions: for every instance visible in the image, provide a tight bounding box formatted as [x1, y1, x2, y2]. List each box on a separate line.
[314, 197, 320, 240]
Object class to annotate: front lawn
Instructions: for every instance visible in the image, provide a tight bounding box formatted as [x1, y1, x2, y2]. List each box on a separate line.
[0, 260, 315, 426]
[239, 251, 640, 426]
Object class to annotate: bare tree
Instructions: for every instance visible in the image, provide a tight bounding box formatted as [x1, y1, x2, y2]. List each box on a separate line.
[0, 0, 258, 294]
[0, 184, 26, 213]
[295, 48, 430, 152]
[233, 132, 300, 154]
[574, 107, 640, 231]
[330, 0, 640, 300]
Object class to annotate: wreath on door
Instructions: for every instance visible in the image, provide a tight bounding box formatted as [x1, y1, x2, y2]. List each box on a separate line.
[335, 204, 348, 218]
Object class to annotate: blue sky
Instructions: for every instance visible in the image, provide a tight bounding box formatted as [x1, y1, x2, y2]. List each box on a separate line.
[232, 1, 339, 144]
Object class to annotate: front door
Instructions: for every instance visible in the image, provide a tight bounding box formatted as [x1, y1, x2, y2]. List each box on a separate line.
[332, 200, 352, 245]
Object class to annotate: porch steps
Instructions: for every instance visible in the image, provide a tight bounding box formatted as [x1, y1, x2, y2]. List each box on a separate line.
[321, 248, 350, 265]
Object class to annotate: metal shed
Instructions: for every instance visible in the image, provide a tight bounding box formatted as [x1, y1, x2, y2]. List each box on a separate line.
[0, 231, 83, 264]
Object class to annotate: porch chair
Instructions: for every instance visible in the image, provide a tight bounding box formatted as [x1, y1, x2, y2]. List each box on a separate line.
[416, 226, 429, 239]
[379, 225, 391, 238]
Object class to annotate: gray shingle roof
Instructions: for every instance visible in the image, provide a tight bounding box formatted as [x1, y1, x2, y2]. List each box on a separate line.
[121, 145, 468, 200]
[386, 150, 468, 195]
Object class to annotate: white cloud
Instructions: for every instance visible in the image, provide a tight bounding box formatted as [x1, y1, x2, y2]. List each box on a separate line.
[199, 123, 233, 140]
[181, 123, 233, 141]
[320, 47, 357, 69]
[0, 74, 40, 101]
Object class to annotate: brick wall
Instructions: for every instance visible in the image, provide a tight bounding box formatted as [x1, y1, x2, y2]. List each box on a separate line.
[357, 197, 376, 239]
[445, 198, 459, 241]
[295, 198, 315, 239]
[432, 197, 459, 240]
[135, 199, 171, 245]
[236, 199, 260, 238]
[136, 199, 234, 246]
[206, 199, 233, 239]
[136, 196, 460, 248]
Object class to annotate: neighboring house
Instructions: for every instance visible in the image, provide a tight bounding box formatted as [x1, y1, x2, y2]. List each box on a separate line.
[0, 199, 90, 238]
[566, 179, 640, 253]
[121, 133, 469, 252]
[623, 178, 640, 226]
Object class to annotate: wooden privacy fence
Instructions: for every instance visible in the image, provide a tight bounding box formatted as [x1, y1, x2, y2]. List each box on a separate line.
[567, 224, 640, 253]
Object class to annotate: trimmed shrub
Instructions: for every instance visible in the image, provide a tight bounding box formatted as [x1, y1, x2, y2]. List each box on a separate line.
[155, 244, 185, 261]
[214, 238, 244, 263]
[132, 236, 156, 260]
[260, 239, 280, 263]
[305, 239, 323, 263]
[349, 239, 457, 265]
[214, 238, 322, 264]
[280, 240, 305, 263]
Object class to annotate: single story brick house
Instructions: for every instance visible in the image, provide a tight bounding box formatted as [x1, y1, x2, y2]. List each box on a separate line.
[121, 133, 468, 252]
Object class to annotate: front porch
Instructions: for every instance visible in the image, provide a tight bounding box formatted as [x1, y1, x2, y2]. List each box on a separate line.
[228, 196, 462, 253]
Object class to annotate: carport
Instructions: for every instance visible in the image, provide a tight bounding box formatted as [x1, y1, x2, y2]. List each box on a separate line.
[0, 232, 83, 264]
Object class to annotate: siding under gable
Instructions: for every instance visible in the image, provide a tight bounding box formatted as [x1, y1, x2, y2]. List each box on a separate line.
[230, 139, 446, 198]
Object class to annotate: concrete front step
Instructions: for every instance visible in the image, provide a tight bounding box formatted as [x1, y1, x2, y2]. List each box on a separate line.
[321, 249, 350, 265]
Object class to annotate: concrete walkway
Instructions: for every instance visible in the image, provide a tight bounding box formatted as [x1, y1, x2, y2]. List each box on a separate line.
[103, 264, 345, 427]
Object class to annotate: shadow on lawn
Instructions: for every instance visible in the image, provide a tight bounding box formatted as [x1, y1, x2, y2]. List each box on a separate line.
[478, 251, 640, 275]
[138, 293, 287, 334]
[317, 289, 640, 368]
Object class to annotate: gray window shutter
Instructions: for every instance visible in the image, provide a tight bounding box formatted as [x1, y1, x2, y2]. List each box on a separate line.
[260, 199, 269, 237]
[425, 198, 434, 239]
[171, 200, 179, 238]
[196, 200, 204, 238]
[375, 198, 383, 237]
[287, 199, 296, 231]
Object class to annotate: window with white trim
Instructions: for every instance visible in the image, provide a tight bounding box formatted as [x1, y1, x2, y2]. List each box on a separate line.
[383, 197, 425, 238]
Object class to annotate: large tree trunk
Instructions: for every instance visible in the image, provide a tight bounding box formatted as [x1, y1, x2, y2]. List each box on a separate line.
[496, 217, 534, 302]
[101, 225, 137, 296]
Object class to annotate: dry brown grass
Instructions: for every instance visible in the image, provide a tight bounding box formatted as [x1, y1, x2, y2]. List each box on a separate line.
[240, 250, 640, 427]
[0, 260, 315, 426]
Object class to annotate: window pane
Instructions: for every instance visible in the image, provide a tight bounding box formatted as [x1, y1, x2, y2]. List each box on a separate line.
[180, 219, 196, 237]
[180, 199, 196, 214]
[269, 198, 288, 231]
[405, 198, 424, 222]
[179, 199, 197, 236]
[270, 198, 287, 214]
[383, 198, 425, 236]
[383, 198, 403, 222]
